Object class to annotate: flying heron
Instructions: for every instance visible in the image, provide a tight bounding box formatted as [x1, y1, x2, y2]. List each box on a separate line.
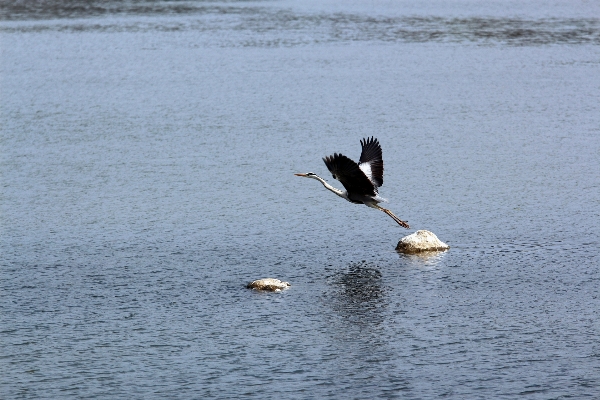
[295, 137, 410, 229]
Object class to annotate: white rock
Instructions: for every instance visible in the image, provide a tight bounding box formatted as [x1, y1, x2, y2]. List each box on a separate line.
[395, 230, 449, 253]
[246, 278, 291, 291]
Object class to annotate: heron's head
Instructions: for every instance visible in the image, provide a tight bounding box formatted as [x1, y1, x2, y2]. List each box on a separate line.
[294, 172, 318, 179]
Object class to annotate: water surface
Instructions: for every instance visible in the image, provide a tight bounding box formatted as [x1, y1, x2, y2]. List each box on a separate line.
[1, 1, 599, 398]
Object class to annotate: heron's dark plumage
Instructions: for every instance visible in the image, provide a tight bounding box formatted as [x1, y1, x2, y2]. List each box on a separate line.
[322, 153, 377, 199]
[358, 136, 384, 188]
[322, 136, 384, 198]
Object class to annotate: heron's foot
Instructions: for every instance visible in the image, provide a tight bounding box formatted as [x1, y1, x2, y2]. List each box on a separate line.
[398, 220, 410, 229]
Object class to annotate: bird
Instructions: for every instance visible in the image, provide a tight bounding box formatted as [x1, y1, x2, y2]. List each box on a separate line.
[295, 137, 410, 229]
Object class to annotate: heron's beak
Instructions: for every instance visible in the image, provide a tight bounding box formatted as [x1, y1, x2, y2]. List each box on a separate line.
[294, 173, 307, 177]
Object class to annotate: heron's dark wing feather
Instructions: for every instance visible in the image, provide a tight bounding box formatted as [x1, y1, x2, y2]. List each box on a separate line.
[323, 153, 377, 197]
[358, 136, 384, 187]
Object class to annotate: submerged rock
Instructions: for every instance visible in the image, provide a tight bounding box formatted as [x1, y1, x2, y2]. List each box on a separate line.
[395, 230, 449, 253]
[246, 278, 291, 292]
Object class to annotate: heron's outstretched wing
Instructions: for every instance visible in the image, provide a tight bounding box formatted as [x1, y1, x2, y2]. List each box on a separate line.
[358, 136, 383, 188]
[323, 153, 377, 197]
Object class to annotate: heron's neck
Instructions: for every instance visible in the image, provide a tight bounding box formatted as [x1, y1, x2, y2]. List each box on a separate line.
[312, 175, 348, 200]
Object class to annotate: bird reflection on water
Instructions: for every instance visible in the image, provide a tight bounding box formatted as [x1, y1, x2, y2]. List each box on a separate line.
[325, 261, 388, 327]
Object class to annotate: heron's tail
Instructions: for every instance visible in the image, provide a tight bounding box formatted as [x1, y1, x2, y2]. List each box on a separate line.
[373, 194, 388, 203]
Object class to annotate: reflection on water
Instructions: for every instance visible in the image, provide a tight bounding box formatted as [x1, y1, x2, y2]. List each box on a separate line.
[397, 250, 448, 269]
[325, 261, 387, 327]
[2, 1, 598, 46]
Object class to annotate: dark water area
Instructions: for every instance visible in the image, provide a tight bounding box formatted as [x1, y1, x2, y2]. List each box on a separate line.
[2, 1, 600, 398]
[2, 0, 600, 46]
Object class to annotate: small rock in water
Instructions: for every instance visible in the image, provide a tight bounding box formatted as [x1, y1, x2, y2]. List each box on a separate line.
[396, 230, 449, 253]
[246, 278, 291, 292]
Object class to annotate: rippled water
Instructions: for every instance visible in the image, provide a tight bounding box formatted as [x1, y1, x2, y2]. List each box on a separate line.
[2, 1, 600, 398]
[3, 0, 600, 46]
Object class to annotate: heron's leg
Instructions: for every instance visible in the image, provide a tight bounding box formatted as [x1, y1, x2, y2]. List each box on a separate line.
[370, 204, 410, 229]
